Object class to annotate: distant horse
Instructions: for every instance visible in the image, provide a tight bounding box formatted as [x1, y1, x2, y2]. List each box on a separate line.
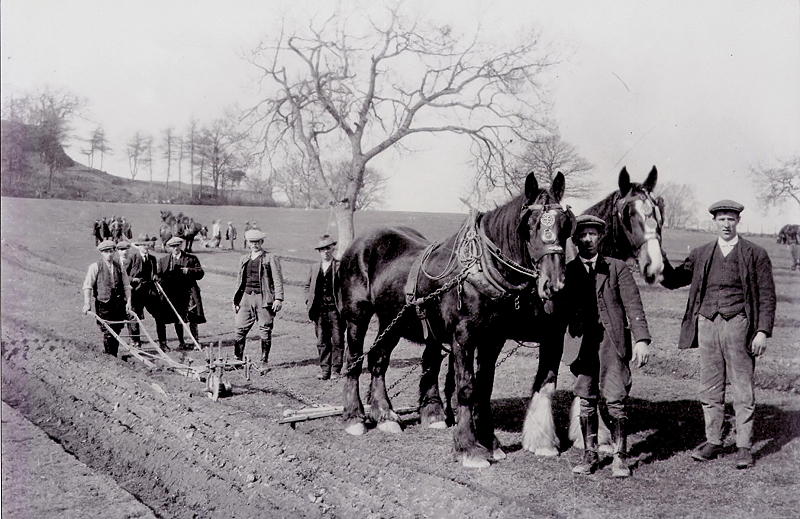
[339, 172, 574, 468]
[521, 166, 667, 452]
[159, 210, 204, 252]
[777, 223, 800, 270]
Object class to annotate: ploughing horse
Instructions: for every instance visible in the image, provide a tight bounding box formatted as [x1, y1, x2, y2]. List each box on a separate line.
[339, 172, 575, 468]
[521, 166, 667, 453]
[159, 210, 204, 252]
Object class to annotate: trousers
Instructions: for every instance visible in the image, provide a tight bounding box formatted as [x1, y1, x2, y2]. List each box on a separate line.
[697, 313, 754, 448]
[235, 292, 274, 341]
[314, 305, 344, 375]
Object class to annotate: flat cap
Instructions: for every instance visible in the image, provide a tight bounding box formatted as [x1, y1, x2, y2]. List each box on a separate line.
[166, 236, 185, 247]
[134, 233, 150, 244]
[314, 234, 337, 250]
[97, 239, 116, 252]
[116, 240, 131, 250]
[244, 229, 266, 242]
[573, 214, 606, 235]
[708, 199, 744, 215]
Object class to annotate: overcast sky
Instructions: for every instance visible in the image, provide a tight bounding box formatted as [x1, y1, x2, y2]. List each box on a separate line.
[2, 0, 799, 231]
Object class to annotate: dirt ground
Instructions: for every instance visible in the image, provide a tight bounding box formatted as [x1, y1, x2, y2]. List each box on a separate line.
[1, 197, 799, 518]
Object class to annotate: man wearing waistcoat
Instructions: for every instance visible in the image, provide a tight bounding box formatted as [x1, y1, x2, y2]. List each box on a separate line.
[562, 215, 651, 477]
[304, 235, 344, 380]
[232, 229, 284, 367]
[123, 235, 161, 347]
[82, 240, 133, 357]
[156, 236, 205, 351]
[661, 200, 775, 469]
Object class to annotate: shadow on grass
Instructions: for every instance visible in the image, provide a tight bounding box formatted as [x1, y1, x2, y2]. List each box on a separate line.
[491, 390, 800, 464]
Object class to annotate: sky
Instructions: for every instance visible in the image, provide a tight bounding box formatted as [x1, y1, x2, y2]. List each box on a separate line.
[2, 0, 799, 232]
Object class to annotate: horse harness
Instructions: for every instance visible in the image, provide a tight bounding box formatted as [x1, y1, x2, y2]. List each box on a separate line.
[614, 190, 663, 250]
[404, 204, 571, 339]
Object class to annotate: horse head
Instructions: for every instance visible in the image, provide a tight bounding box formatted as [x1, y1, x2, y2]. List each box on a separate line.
[614, 166, 665, 284]
[519, 171, 574, 305]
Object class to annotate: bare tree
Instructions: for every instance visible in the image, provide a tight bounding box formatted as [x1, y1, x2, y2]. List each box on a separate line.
[197, 118, 248, 199]
[243, 6, 553, 250]
[511, 131, 596, 199]
[751, 156, 800, 209]
[655, 181, 699, 229]
[2, 88, 84, 191]
[161, 127, 176, 191]
[92, 126, 111, 170]
[126, 132, 146, 180]
[186, 119, 198, 198]
[142, 135, 154, 185]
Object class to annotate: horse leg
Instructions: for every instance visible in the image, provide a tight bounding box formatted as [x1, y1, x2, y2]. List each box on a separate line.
[475, 339, 505, 461]
[443, 353, 456, 426]
[366, 327, 402, 434]
[419, 337, 447, 429]
[451, 329, 491, 468]
[343, 314, 370, 436]
[521, 332, 563, 457]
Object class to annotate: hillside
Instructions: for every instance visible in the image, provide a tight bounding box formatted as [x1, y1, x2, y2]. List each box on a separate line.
[0, 120, 272, 206]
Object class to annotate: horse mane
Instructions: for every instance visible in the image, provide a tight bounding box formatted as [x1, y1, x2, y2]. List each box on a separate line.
[480, 193, 529, 261]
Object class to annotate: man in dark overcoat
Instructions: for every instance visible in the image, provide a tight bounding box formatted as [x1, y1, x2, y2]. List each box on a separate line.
[560, 215, 651, 477]
[123, 235, 161, 347]
[232, 229, 284, 366]
[82, 240, 132, 357]
[304, 234, 344, 380]
[661, 200, 776, 469]
[156, 236, 205, 350]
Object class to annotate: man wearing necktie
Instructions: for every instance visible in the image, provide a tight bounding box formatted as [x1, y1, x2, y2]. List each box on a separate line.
[560, 214, 651, 477]
[124, 235, 160, 347]
[304, 234, 344, 380]
[156, 236, 205, 350]
[661, 200, 775, 469]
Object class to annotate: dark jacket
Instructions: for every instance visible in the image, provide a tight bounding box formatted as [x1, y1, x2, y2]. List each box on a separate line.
[561, 255, 651, 363]
[304, 260, 342, 320]
[124, 250, 158, 292]
[156, 252, 205, 323]
[661, 237, 776, 349]
[233, 252, 284, 307]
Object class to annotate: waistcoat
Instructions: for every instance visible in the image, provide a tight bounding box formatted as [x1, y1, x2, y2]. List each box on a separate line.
[699, 244, 745, 319]
[245, 255, 262, 293]
[95, 260, 124, 303]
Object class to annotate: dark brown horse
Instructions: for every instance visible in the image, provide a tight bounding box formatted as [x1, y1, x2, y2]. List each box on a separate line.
[339, 172, 574, 468]
[521, 166, 667, 454]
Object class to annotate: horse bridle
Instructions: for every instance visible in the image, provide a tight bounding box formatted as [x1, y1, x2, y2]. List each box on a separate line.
[520, 202, 575, 264]
[615, 191, 662, 250]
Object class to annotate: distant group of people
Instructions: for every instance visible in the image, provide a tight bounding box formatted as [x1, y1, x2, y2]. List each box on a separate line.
[82, 220, 344, 383]
[93, 215, 133, 245]
[203, 219, 243, 251]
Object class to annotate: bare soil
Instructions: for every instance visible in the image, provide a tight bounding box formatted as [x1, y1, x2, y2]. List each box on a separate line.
[1, 197, 799, 518]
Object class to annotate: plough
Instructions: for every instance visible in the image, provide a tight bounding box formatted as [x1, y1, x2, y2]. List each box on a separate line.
[278, 405, 417, 428]
[88, 283, 261, 401]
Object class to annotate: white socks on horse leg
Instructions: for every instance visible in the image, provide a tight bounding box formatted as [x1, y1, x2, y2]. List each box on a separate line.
[521, 382, 559, 456]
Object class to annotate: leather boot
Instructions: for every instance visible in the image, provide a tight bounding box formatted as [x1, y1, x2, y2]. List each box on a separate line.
[610, 416, 631, 478]
[261, 335, 271, 365]
[234, 338, 245, 361]
[572, 414, 599, 475]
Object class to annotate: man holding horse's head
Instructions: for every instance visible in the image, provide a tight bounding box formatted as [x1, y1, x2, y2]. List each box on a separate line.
[560, 214, 651, 478]
[661, 200, 776, 469]
[232, 229, 284, 368]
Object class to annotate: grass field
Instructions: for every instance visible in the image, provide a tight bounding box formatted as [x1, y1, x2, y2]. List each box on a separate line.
[1, 195, 799, 518]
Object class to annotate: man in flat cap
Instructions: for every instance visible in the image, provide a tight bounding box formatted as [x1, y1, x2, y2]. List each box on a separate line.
[304, 234, 344, 380]
[661, 200, 775, 469]
[124, 234, 160, 347]
[225, 221, 237, 250]
[232, 229, 284, 367]
[559, 215, 651, 477]
[82, 240, 133, 356]
[155, 236, 205, 350]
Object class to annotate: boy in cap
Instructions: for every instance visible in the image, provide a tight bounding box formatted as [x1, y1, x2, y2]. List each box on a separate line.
[304, 234, 344, 380]
[156, 236, 205, 350]
[560, 215, 651, 477]
[232, 229, 284, 366]
[661, 200, 775, 469]
[82, 240, 133, 356]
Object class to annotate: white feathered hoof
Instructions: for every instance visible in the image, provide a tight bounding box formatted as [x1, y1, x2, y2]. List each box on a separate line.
[345, 421, 367, 436]
[461, 454, 491, 469]
[428, 420, 447, 430]
[377, 420, 402, 434]
[521, 382, 559, 456]
[492, 447, 507, 461]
